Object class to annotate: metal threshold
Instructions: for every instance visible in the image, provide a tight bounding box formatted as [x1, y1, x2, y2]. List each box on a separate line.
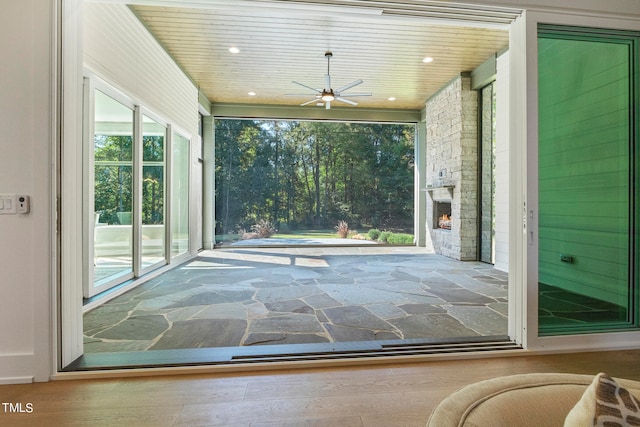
[65, 335, 519, 371]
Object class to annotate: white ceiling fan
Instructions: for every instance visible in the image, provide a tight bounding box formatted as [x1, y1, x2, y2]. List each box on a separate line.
[287, 51, 371, 110]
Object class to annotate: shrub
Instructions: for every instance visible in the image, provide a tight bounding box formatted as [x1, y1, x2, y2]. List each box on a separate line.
[251, 220, 277, 238]
[379, 231, 392, 243]
[335, 220, 349, 238]
[386, 233, 414, 244]
[367, 228, 381, 241]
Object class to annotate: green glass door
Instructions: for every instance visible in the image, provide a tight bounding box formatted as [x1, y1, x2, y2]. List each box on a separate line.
[538, 26, 639, 334]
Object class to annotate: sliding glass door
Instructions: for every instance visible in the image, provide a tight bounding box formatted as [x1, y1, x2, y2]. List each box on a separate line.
[86, 85, 179, 298]
[537, 26, 639, 334]
[171, 133, 190, 258]
[141, 115, 166, 271]
[92, 89, 135, 292]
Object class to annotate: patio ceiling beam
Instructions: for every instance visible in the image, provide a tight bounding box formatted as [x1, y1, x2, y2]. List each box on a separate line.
[210, 102, 422, 123]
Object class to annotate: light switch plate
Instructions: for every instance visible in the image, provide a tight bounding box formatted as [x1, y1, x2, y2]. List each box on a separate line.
[0, 194, 17, 214]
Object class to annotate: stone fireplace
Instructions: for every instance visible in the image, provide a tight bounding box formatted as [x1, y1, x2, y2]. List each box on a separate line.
[425, 74, 478, 261]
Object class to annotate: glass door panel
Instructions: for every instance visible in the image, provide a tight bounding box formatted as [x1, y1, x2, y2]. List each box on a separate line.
[538, 27, 637, 334]
[141, 115, 166, 270]
[171, 133, 190, 258]
[93, 90, 134, 288]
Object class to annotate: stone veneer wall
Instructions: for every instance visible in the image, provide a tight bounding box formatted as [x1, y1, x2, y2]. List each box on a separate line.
[480, 83, 494, 263]
[425, 74, 478, 260]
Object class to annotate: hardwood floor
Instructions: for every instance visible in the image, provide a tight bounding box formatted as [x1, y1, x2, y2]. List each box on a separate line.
[1, 350, 639, 426]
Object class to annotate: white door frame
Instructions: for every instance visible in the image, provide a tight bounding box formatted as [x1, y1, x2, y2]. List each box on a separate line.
[56, 0, 640, 374]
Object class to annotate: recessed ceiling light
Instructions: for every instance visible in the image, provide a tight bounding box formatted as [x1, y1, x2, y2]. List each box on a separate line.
[229, 47, 240, 54]
[423, 57, 434, 63]
[388, 97, 396, 101]
[248, 91, 256, 96]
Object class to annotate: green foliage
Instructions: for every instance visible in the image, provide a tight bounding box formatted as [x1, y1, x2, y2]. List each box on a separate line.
[379, 231, 392, 243]
[94, 135, 133, 224]
[367, 229, 381, 240]
[385, 233, 414, 244]
[214, 119, 415, 240]
[94, 133, 165, 226]
[335, 220, 349, 238]
[374, 231, 414, 244]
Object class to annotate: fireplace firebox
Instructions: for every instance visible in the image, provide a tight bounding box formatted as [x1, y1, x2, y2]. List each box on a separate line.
[433, 201, 452, 230]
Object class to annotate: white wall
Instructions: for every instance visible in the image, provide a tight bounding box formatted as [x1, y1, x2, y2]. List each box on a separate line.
[493, 51, 510, 272]
[0, 0, 54, 383]
[83, 3, 198, 135]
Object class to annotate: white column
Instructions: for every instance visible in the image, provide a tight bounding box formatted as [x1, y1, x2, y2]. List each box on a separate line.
[507, 12, 532, 348]
[493, 50, 510, 273]
[59, 0, 85, 371]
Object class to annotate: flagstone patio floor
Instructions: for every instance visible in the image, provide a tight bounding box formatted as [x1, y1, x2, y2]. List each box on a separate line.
[83, 246, 509, 353]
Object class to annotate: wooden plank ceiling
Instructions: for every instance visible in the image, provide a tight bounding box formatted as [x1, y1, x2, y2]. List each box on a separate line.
[131, 1, 513, 111]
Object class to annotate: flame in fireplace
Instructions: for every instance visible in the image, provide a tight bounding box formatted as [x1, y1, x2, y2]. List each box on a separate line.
[439, 214, 452, 229]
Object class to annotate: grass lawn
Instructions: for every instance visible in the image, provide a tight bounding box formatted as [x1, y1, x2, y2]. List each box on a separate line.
[217, 228, 414, 244]
[273, 229, 344, 239]
[216, 229, 344, 243]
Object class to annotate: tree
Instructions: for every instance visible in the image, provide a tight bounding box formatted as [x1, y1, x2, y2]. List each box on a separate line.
[214, 119, 415, 241]
[94, 134, 133, 225]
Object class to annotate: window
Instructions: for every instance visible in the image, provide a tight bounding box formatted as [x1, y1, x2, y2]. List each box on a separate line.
[171, 133, 190, 258]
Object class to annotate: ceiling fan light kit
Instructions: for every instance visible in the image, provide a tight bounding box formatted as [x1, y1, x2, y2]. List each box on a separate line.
[321, 90, 335, 102]
[288, 51, 371, 110]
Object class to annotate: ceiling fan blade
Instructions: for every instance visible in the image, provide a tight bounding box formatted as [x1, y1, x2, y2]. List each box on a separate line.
[300, 99, 319, 106]
[325, 101, 331, 110]
[335, 79, 363, 93]
[325, 74, 331, 91]
[337, 93, 371, 97]
[285, 93, 321, 97]
[292, 81, 321, 93]
[336, 97, 358, 106]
